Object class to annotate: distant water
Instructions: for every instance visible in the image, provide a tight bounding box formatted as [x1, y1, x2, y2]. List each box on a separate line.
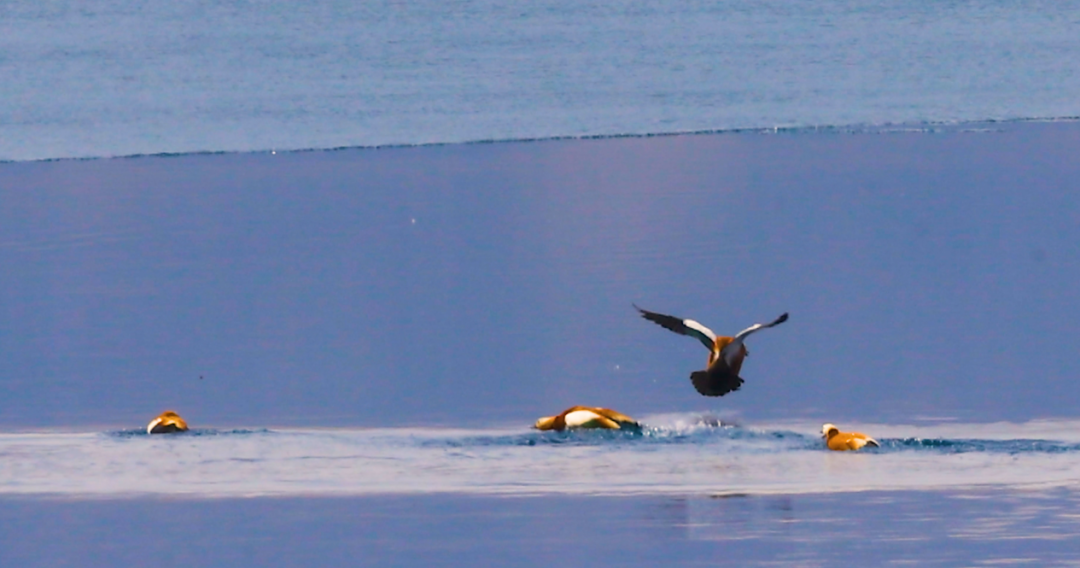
[2, 0, 1079, 161]
[5, 416, 1080, 497]
[3, 119, 1080, 430]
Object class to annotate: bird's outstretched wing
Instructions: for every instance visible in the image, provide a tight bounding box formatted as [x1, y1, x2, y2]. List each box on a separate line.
[732, 313, 789, 341]
[720, 312, 789, 361]
[634, 305, 717, 351]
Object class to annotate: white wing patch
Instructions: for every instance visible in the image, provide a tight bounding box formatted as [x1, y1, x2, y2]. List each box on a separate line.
[733, 323, 764, 341]
[683, 319, 717, 342]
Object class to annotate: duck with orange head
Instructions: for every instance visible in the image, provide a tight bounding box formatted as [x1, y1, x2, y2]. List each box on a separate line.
[821, 423, 879, 451]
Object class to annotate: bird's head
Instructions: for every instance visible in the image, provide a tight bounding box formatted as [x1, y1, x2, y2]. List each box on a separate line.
[534, 416, 558, 431]
[821, 423, 839, 439]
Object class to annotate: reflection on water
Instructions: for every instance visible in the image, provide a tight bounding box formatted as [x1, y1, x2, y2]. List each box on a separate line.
[3, 489, 1080, 568]
[665, 489, 1080, 566]
[680, 493, 795, 542]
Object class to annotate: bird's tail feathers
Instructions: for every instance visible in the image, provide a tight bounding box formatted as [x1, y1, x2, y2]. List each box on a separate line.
[690, 369, 744, 397]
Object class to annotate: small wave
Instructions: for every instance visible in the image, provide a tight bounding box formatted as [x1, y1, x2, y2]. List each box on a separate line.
[881, 437, 1080, 455]
[409, 424, 1080, 456]
[416, 422, 812, 451]
[7, 116, 1078, 165]
[72, 425, 1080, 455]
[431, 428, 646, 449]
[105, 428, 274, 439]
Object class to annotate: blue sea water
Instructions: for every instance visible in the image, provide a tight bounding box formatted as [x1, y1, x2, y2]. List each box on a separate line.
[2, 0, 1079, 161]
[3, 120, 1078, 430]
[4, 1, 1080, 565]
[3, 120, 1080, 565]
[4, 488, 1080, 567]
[4, 417, 1080, 566]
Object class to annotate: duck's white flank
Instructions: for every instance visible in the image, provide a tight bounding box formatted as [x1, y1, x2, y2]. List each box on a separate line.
[563, 410, 606, 428]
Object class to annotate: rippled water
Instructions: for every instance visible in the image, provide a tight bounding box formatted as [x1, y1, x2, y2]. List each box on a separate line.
[6, 416, 1080, 498]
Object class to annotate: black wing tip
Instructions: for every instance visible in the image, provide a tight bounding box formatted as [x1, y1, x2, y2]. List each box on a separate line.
[773, 312, 789, 325]
[633, 303, 668, 324]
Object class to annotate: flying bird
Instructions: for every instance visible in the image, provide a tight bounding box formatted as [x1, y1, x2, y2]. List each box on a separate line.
[534, 406, 639, 431]
[635, 305, 788, 396]
[821, 423, 879, 451]
[147, 410, 189, 434]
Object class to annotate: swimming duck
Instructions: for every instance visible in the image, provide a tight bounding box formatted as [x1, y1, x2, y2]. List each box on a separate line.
[147, 411, 189, 434]
[534, 406, 639, 431]
[635, 305, 788, 396]
[821, 423, 879, 451]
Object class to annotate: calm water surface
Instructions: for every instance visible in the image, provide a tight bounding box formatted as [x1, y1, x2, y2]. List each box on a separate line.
[3, 489, 1080, 567]
[3, 122, 1080, 566]
[3, 121, 1078, 429]
[2, 0, 1079, 160]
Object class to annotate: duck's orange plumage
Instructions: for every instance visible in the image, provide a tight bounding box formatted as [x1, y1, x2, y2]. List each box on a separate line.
[821, 423, 879, 451]
[147, 411, 189, 434]
[534, 406, 638, 431]
[635, 305, 788, 396]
